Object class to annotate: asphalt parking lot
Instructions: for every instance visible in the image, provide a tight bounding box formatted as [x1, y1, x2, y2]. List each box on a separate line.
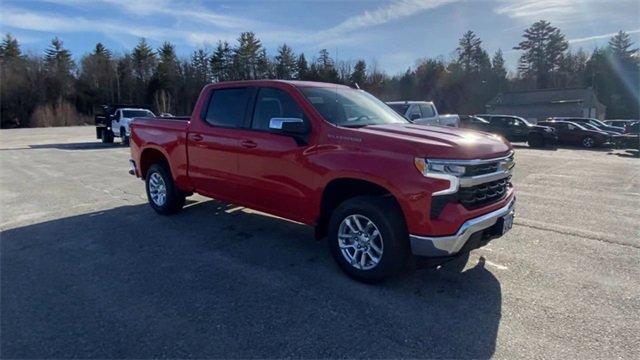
[1, 126, 639, 359]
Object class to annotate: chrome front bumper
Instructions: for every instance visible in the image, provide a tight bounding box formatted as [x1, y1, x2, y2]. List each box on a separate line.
[410, 198, 515, 257]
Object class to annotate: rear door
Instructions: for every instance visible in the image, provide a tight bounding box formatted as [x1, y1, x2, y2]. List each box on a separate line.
[235, 86, 316, 222]
[186, 86, 253, 201]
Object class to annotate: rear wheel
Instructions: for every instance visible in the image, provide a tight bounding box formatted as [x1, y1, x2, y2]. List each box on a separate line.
[145, 163, 185, 215]
[101, 128, 114, 143]
[328, 196, 409, 282]
[582, 136, 595, 148]
[527, 133, 544, 148]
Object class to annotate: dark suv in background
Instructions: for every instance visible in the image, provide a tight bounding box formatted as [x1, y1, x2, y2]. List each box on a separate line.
[464, 114, 557, 148]
[538, 121, 610, 148]
[547, 117, 624, 134]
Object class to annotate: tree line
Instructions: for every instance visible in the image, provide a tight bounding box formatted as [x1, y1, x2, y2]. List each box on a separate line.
[1, 20, 638, 128]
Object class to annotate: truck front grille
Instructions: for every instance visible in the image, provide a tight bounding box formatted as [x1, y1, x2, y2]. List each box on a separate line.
[465, 163, 499, 176]
[458, 177, 510, 209]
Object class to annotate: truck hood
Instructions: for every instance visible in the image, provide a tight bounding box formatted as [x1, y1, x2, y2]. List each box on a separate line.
[357, 124, 512, 159]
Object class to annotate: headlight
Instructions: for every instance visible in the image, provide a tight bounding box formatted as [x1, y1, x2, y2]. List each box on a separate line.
[414, 158, 466, 177]
[414, 158, 462, 195]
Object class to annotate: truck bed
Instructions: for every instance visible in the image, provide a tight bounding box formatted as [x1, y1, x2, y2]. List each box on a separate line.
[130, 117, 191, 188]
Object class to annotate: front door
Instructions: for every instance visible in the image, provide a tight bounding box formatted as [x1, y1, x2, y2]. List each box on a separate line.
[235, 87, 315, 222]
[186, 87, 253, 202]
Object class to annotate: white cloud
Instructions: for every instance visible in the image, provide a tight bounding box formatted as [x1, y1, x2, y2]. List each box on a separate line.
[0, 5, 237, 47]
[493, 0, 638, 27]
[313, 0, 458, 42]
[568, 29, 640, 44]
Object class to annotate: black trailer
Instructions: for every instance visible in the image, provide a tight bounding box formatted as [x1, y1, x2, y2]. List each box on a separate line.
[95, 104, 152, 143]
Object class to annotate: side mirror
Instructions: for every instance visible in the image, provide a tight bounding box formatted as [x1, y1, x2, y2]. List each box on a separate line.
[410, 113, 421, 121]
[269, 118, 307, 134]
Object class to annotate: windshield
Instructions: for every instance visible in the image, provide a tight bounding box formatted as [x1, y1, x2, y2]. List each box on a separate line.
[582, 123, 601, 131]
[568, 122, 588, 130]
[123, 110, 154, 118]
[387, 104, 410, 116]
[588, 119, 606, 127]
[300, 87, 409, 127]
[515, 116, 533, 126]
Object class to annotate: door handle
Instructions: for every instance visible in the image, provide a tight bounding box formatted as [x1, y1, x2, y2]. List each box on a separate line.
[240, 139, 257, 148]
[191, 134, 203, 142]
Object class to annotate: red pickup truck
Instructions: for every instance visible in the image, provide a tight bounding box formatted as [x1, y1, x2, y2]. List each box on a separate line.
[129, 80, 515, 281]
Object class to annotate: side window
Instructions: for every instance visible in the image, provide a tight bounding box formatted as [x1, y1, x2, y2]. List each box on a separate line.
[204, 88, 251, 128]
[419, 104, 435, 118]
[251, 88, 305, 131]
[407, 105, 422, 119]
[567, 123, 576, 130]
[488, 117, 504, 126]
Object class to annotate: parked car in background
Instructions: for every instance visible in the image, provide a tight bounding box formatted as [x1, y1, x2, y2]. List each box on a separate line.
[130, 80, 516, 282]
[604, 119, 637, 129]
[95, 105, 155, 145]
[624, 121, 639, 134]
[472, 114, 557, 148]
[548, 117, 624, 134]
[386, 101, 459, 127]
[538, 120, 610, 148]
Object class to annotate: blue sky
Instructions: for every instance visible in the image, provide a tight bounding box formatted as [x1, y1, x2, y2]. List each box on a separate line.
[1, 0, 639, 75]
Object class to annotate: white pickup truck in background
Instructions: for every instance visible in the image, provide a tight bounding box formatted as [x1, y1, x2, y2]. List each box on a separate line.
[386, 101, 459, 127]
[95, 105, 155, 145]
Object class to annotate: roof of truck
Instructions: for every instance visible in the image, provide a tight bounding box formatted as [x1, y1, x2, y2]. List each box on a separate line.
[386, 101, 434, 105]
[205, 80, 353, 89]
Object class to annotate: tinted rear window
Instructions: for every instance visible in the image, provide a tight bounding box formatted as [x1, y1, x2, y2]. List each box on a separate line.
[204, 88, 251, 128]
[387, 104, 409, 116]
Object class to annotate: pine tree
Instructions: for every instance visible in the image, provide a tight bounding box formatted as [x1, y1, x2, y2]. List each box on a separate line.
[296, 53, 308, 80]
[491, 49, 507, 79]
[152, 42, 180, 113]
[275, 44, 296, 80]
[233, 32, 263, 79]
[77, 42, 116, 111]
[131, 38, 156, 83]
[456, 31, 484, 72]
[0, 33, 22, 61]
[191, 49, 210, 84]
[131, 38, 156, 103]
[44, 37, 75, 102]
[608, 30, 638, 61]
[316, 49, 339, 83]
[514, 20, 568, 88]
[349, 60, 367, 87]
[210, 41, 233, 82]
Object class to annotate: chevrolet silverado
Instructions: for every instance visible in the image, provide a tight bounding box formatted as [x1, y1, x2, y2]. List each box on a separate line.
[129, 80, 516, 281]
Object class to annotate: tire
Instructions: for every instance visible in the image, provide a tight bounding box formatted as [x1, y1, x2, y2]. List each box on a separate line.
[101, 129, 114, 143]
[145, 163, 185, 215]
[120, 127, 130, 146]
[527, 133, 544, 148]
[328, 195, 410, 282]
[582, 136, 595, 148]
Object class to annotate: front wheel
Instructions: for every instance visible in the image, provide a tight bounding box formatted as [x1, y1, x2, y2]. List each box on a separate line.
[121, 127, 130, 146]
[582, 136, 595, 148]
[328, 196, 409, 282]
[145, 163, 185, 215]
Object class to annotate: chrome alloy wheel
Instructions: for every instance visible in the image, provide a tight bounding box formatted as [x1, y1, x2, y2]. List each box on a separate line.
[338, 214, 384, 270]
[148, 172, 167, 206]
[583, 137, 595, 148]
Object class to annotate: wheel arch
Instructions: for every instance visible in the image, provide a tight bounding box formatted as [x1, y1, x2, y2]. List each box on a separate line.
[139, 146, 171, 179]
[315, 177, 405, 240]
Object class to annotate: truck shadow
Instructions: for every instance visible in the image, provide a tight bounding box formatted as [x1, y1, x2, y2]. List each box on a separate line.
[1, 200, 501, 359]
[28, 142, 126, 150]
